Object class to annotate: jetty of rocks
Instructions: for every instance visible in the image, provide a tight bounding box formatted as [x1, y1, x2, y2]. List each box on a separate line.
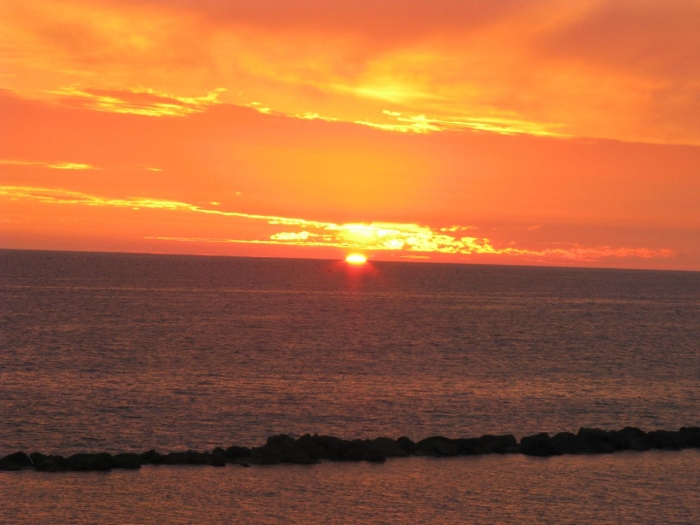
[1, 427, 699, 472]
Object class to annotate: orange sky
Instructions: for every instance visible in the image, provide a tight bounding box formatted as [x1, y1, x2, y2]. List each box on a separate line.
[1, 0, 699, 269]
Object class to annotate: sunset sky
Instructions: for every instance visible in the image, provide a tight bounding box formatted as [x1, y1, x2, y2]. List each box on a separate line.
[1, 0, 699, 269]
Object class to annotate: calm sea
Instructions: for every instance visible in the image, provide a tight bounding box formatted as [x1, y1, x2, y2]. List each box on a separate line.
[1, 249, 699, 524]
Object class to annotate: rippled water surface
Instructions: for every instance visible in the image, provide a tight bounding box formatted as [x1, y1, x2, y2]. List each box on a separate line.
[1, 250, 699, 523]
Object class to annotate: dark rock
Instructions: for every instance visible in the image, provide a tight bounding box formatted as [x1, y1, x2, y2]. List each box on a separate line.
[395, 436, 416, 454]
[520, 433, 562, 457]
[484, 434, 518, 454]
[140, 450, 163, 464]
[210, 448, 229, 467]
[0, 451, 33, 470]
[209, 455, 226, 467]
[363, 449, 387, 463]
[366, 437, 408, 458]
[249, 447, 281, 465]
[619, 426, 647, 440]
[30, 452, 47, 466]
[265, 434, 298, 453]
[551, 432, 583, 454]
[258, 434, 318, 464]
[297, 434, 328, 460]
[328, 439, 355, 461]
[617, 427, 650, 451]
[341, 446, 366, 462]
[457, 434, 519, 455]
[186, 451, 211, 465]
[301, 435, 348, 461]
[309, 435, 345, 450]
[64, 453, 113, 471]
[160, 450, 212, 466]
[212, 447, 228, 458]
[576, 428, 616, 454]
[267, 434, 295, 446]
[679, 427, 700, 448]
[605, 430, 630, 450]
[414, 436, 459, 457]
[34, 455, 65, 472]
[162, 452, 190, 465]
[112, 453, 141, 469]
[224, 446, 251, 461]
[454, 437, 479, 455]
[287, 451, 318, 465]
[646, 430, 681, 450]
[1, 427, 696, 474]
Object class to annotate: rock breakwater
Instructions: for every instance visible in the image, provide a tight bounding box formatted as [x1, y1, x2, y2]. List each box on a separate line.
[1, 427, 698, 472]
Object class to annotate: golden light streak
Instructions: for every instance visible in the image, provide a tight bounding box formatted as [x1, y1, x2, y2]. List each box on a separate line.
[0, 159, 98, 170]
[49, 86, 226, 117]
[356, 111, 566, 136]
[0, 185, 674, 263]
[239, 100, 563, 136]
[146, 235, 673, 262]
[0, 185, 334, 228]
[47, 162, 96, 170]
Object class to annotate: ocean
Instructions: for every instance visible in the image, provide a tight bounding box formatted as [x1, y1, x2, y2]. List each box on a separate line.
[1, 249, 699, 524]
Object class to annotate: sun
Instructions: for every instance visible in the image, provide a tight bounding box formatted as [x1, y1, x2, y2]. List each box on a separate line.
[345, 253, 368, 265]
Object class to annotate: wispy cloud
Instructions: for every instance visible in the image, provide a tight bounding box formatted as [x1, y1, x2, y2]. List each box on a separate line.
[356, 111, 567, 136]
[0, 159, 98, 170]
[0, 185, 673, 263]
[0, 185, 332, 227]
[240, 102, 563, 136]
[49, 86, 226, 117]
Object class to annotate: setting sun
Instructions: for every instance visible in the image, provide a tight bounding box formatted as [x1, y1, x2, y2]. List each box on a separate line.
[345, 254, 368, 265]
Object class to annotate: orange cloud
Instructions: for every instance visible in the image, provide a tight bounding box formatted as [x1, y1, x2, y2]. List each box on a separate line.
[3, 0, 700, 144]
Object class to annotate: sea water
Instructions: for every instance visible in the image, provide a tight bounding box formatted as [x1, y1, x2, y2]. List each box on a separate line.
[1, 250, 699, 524]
